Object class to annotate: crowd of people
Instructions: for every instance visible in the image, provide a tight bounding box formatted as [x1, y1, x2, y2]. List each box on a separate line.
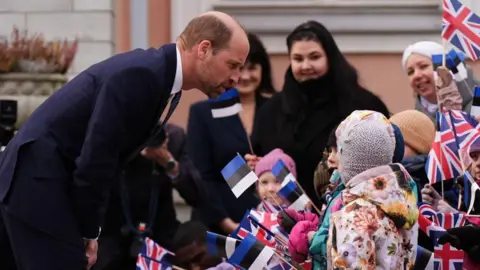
[183, 20, 480, 270]
[0, 10, 480, 270]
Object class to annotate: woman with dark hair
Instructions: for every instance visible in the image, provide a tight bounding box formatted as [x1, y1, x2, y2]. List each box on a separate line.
[244, 32, 276, 98]
[187, 33, 275, 234]
[246, 21, 390, 206]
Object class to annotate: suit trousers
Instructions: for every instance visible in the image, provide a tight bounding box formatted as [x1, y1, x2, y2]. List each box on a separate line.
[0, 140, 87, 270]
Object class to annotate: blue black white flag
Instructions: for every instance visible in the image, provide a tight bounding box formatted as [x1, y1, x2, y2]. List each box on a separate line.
[206, 231, 241, 259]
[222, 154, 258, 198]
[271, 159, 296, 187]
[228, 233, 275, 270]
[471, 86, 480, 117]
[210, 88, 242, 118]
[277, 180, 311, 212]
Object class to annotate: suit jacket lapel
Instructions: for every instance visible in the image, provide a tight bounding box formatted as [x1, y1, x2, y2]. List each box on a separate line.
[215, 115, 248, 144]
[136, 44, 178, 154]
[219, 97, 267, 146]
[155, 43, 177, 122]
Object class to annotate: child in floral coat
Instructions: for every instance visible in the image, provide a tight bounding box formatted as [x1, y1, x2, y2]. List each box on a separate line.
[327, 111, 418, 269]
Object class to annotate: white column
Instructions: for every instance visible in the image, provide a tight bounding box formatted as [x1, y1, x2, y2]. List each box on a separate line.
[130, 0, 148, 49]
[170, 0, 215, 42]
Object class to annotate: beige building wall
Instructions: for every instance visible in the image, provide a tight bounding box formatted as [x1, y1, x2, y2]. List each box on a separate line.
[2, 0, 480, 129]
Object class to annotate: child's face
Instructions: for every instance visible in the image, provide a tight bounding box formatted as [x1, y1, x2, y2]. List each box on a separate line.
[470, 151, 480, 179]
[327, 147, 339, 169]
[257, 172, 283, 206]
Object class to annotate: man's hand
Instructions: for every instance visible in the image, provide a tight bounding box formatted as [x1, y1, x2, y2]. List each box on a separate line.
[141, 138, 172, 168]
[84, 239, 98, 270]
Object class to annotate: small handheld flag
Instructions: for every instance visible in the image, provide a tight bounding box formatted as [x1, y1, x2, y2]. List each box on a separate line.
[447, 49, 468, 81]
[210, 88, 242, 118]
[277, 180, 311, 212]
[206, 232, 241, 259]
[221, 154, 258, 198]
[136, 254, 172, 270]
[271, 159, 295, 186]
[413, 246, 434, 270]
[228, 233, 275, 270]
[471, 86, 480, 117]
[432, 49, 467, 82]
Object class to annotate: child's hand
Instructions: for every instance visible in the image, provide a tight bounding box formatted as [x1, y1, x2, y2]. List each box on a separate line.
[288, 221, 318, 263]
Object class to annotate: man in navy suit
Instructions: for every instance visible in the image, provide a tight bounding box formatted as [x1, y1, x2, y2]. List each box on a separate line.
[0, 11, 249, 270]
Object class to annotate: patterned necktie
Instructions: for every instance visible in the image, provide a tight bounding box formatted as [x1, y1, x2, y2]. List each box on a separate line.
[161, 91, 182, 125]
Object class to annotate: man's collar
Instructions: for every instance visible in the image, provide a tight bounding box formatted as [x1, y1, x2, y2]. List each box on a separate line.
[171, 45, 183, 95]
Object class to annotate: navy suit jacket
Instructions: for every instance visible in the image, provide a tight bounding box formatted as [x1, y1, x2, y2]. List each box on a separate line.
[0, 43, 178, 239]
[186, 94, 267, 232]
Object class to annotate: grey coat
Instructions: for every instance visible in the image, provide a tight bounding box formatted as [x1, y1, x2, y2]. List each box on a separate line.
[415, 67, 478, 122]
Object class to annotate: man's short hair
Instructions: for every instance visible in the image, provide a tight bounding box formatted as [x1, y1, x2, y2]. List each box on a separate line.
[180, 15, 232, 53]
[172, 221, 208, 251]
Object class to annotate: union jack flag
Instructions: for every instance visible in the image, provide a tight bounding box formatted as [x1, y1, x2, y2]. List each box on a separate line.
[136, 254, 172, 270]
[446, 110, 480, 162]
[257, 200, 282, 214]
[250, 210, 289, 244]
[233, 210, 289, 248]
[139, 238, 175, 263]
[426, 112, 463, 183]
[419, 212, 467, 270]
[442, 0, 480, 60]
[234, 211, 277, 247]
[419, 203, 440, 225]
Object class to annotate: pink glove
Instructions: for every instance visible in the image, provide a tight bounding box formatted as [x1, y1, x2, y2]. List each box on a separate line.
[278, 209, 319, 234]
[288, 220, 318, 263]
[280, 209, 319, 223]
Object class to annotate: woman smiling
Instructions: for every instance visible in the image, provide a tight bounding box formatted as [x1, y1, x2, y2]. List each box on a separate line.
[402, 41, 479, 121]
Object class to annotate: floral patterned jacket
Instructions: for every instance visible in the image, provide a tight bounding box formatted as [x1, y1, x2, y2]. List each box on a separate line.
[327, 164, 419, 270]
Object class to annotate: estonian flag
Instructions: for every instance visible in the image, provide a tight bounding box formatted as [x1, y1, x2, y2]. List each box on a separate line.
[471, 86, 480, 118]
[210, 88, 242, 118]
[206, 232, 241, 259]
[277, 180, 310, 212]
[271, 159, 296, 187]
[432, 50, 468, 82]
[447, 49, 468, 81]
[432, 54, 444, 71]
[228, 233, 275, 270]
[413, 246, 434, 270]
[221, 154, 258, 198]
[463, 171, 480, 214]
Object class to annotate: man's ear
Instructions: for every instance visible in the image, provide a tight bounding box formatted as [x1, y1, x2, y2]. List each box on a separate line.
[197, 40, 212, 60]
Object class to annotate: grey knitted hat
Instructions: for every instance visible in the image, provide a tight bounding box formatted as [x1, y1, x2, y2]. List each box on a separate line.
[337, 110, 396, 184]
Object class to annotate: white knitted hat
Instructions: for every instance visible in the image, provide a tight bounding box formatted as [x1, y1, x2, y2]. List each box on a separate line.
[336, 111, 396, 184]
[402, 41, 443, 71]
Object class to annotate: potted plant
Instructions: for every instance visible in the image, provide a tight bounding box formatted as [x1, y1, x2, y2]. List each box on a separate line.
[0, 26, 78, 129]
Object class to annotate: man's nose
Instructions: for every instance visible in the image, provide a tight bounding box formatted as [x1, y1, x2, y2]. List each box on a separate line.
[230, 70, 241, 84]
